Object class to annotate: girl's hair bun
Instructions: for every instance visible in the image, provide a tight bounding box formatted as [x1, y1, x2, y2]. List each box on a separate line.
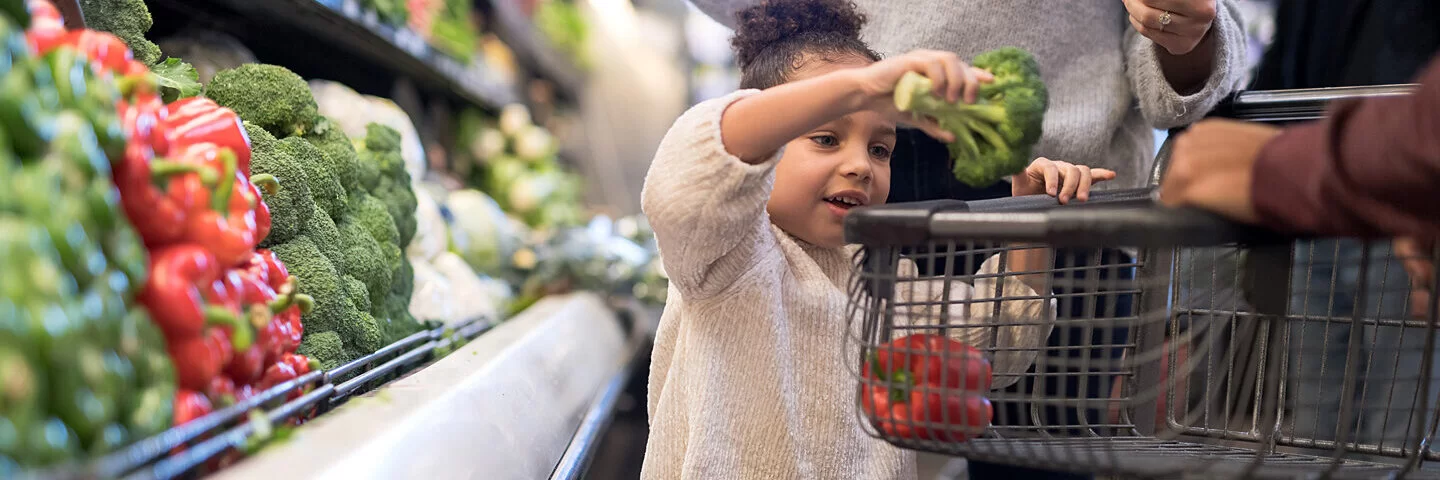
[731, 0, 868, 70]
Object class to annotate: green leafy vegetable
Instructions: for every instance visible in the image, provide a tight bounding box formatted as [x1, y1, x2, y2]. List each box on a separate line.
[150, 58, 202, 103]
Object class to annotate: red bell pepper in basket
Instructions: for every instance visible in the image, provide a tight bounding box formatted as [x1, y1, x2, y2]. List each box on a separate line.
[173, 389, 214, 426]
[169, 327, 238, 391]
[861, 334, 994, 442]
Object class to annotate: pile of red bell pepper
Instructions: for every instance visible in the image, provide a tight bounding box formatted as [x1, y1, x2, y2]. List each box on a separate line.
[860, 334, 994, 443]
[26, 0, 318, 425]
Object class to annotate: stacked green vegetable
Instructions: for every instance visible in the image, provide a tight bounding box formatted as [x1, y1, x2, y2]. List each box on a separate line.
[205, 64, 422, 371]
[534, 0, 590, 70]
[0, 12, 174, 471]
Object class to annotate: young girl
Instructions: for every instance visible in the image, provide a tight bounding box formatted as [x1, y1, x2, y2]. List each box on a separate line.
[640, 0, 1115, 478]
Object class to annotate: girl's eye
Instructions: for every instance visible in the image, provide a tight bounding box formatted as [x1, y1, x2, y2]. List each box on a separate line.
[810, 135, 839, 148]
[869, 145, 892, 159]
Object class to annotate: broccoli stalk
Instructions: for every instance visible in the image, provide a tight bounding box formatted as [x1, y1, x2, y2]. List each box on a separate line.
[892, 46, 1048, 188]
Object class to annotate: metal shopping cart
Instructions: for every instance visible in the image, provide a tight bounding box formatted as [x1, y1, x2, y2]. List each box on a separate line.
[843, 85, 1440, 479]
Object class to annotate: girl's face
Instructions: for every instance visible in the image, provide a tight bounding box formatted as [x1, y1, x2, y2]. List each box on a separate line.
[767, 55, 895, 248]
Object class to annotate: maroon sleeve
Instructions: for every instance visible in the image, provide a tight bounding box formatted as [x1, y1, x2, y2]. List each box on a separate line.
[1250, 54, 1440, 239]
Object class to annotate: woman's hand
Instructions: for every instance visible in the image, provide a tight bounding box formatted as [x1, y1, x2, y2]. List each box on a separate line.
[1011, 157, 1117, 204]
[849, 49, 994, 142]
[1122, 0, 1217, 56]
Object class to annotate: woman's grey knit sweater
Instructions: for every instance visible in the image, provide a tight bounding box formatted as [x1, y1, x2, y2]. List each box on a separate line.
[692, 0, 1250, 188]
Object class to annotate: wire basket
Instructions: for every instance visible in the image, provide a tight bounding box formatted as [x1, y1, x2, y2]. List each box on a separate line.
[844, 200, 1439, 478]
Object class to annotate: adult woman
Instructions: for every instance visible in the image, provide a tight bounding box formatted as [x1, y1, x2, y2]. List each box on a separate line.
[692, 0, 1249, 197]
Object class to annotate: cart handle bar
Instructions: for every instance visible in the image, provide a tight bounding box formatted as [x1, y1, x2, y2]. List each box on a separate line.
[844, 187, 1286, 247]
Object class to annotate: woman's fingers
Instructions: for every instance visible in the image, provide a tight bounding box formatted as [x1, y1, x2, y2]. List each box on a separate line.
[1058, 162, 1081, 203]
[1039, 160, 1060, 196]
[1092, 168, 1118, 181]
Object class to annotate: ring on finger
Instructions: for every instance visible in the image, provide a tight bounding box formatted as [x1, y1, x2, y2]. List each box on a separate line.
[1158, 11, 1173, 31]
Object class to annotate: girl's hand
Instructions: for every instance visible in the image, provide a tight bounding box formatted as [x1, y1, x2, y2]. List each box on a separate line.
[849, 49, 994, 142]
[1012, 157, 1117, 204]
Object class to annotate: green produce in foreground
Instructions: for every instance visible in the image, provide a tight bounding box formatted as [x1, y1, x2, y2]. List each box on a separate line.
[207, 64, 319, 138]
[892, 46, 1047, 188]
[0, 16, 175, 467]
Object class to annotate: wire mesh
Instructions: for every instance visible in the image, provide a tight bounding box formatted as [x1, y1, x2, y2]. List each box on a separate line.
[844, 211, 1440, 478]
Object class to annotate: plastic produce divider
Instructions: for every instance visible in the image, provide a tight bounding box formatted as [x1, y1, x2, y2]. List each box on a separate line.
[131, 384, 338, 480]
[91, 371, 326, 478]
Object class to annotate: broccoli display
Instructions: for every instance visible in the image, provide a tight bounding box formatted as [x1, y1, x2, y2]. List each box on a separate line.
[224, 65, 422, 362]
[358, 124, 417, 246]
[206, 64, 319, 138]
[78, 0, 161, 64]
[340, 274, 371, 314]
[279, 136, 346, 219]
[296, 331, 345, 371]
[301, 202, 345, 269]
[336, 218, 391, 312]
[247, 122, 316, 247]
[305, 117, 362, 195]
[893, 46, 1048, 188]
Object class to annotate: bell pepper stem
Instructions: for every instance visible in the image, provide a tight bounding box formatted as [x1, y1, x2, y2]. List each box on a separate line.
[870, 352, 912, 404]
[203, 305, 254, 351]
[246, 304, 272, 330]
[307, 357, 321, 372]
[250, 174, 280, 196]
[294, 294, 314, 315]
[151, 158, 219, 185]
[211, 149, 239, 213]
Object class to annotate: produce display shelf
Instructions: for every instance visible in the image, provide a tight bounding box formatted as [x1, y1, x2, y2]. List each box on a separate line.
[27, 317, 495, 480]
[134, 0, 521, 110]
[486, 0, 588, 99]
[206, 292, 635, 480]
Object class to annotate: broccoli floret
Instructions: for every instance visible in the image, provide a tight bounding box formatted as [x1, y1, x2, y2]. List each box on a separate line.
[391, 256, 414, 300]
[300, 202, 345, 269]
[271, 237, 348, 336]
[340, 311, 385, 359]
[247, 122, 315, 247]
[279, 137, 347, 219]
[352, 193, 403, 271]
[373, 175, 418, 247]
[893, 46, 1048, 188]
[78, 0, 161, 64]
[297, 330, 346, 371]
[206, 64, 318, 138]
[340, 274, 370, 313]
[362, 123, 402, 153]
[304, 117, 362, 195]
[336, 218, 390, 312]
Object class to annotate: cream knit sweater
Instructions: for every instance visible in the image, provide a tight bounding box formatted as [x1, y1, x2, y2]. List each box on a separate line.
[690, 0, 1250, 189]
[639, 91, 1054, 480]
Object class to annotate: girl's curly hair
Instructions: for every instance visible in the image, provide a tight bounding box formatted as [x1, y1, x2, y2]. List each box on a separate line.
[731, 0, 880, 89]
